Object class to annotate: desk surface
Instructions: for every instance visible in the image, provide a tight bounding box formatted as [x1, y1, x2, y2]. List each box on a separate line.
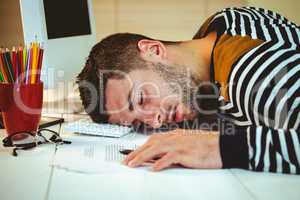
[0, 124, 299, 200]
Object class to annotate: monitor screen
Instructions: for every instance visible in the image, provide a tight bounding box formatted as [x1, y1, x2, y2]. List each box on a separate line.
[43, 0, 91, 39]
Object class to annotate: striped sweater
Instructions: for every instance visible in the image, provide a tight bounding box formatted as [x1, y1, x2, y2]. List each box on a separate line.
[194, 7, 300, 174]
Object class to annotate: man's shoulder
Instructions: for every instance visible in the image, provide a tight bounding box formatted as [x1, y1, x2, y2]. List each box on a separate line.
[193, 6, 300, 44]
[192, 7, 253, 39]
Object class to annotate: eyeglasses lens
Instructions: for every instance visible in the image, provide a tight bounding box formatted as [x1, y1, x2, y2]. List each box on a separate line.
[11, 133, 35, 147]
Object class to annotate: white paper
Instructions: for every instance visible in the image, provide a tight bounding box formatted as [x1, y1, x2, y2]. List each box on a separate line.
[51, 136, 147, 174]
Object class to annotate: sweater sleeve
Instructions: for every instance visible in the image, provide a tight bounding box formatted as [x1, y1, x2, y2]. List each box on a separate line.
[220, 124, 300, 174]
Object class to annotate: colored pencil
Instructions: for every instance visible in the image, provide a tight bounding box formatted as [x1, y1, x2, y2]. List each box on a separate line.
[3, 49, 14, 82]
[0, 71, 4, 82]
[15, 47, 22, 83]
[2, 49, 11, 83]
[25, 46, 29, 80]
[36, 48, 44, 82]
[23, 46, 27, 73]
[0, 43, 44, 84]
[31, 43, 38, 84]
[25, 45, 32, 84]
[0, 51, 4, 82]
[0, 49, 8, 83]
[17, 47, 23, 82]
[12, 47, 19, 82]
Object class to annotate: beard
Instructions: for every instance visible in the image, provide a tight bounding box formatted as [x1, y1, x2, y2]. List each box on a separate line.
[152, 62, 199, 112]
[152, 62, 219, 116]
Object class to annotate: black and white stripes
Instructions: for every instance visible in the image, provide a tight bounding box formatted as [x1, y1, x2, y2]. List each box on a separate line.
[212, 7, 300, 45]
[212, 7, 300, 174]
[247, 126, 300, 174]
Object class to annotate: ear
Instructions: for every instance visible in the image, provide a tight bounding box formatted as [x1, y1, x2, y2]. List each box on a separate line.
[137, 39, 167, 61]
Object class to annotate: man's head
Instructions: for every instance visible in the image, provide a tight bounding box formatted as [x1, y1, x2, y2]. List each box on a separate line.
[77, 33, 209, 128]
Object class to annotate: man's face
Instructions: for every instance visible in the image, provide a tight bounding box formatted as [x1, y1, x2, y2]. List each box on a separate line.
[105, 65, 197, 128]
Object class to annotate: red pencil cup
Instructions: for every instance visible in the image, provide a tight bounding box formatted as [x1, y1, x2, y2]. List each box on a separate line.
[0, 110, 3, 128]
[0, 82, 43, 136]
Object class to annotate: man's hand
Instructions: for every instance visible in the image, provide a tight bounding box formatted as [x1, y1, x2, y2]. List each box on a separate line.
[122, 129, 223, 171]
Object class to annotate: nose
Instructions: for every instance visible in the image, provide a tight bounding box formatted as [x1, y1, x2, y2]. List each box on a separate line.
[151, 112, 163, 128]
[139, 110, 163, 129]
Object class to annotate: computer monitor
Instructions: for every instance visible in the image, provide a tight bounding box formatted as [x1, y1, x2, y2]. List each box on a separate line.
[43, 0, 92, 39]
[19, 0, 96, 89]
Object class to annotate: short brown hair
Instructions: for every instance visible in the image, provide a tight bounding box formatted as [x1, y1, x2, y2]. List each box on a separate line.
[76, 33, 153, 123]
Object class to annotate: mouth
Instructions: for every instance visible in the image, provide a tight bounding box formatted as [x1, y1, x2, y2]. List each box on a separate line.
[172, 106, 176, 122]
[168, 105, 183, 123]
[167, 105, 175, 123]
[174, 105, 183, 123]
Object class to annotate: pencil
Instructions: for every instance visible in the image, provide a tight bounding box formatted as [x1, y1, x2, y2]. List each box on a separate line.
[31, 43, 37, 84]
[0, 43, 44, 84]
[0, 70, 4, 82]
[0, 49, 8, 83]
[18, 47, 24, 82]
[25, 46, 29, 83]
[3, 49, 14, 83]
[15, 47, 22, 83]
[12, 47, 18, 83]
[23, 46, 27, 75]
[36, 47, 44, 83]
[0, 50, 4, 82]
[25, 46, 30, 84]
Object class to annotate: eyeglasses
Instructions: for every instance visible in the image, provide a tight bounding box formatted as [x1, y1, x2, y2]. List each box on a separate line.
[2, 128, 71, 156]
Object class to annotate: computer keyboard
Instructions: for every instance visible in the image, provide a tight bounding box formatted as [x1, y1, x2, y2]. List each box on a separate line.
[64, 119, 132, 138]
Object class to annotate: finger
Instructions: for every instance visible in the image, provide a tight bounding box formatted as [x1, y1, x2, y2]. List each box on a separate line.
[152, 152, 178, 171]
[122, 143, 151, 165]
[128, 146, 163, 167]
[140, 162, 154, 167]
[123, 134, 162, 165]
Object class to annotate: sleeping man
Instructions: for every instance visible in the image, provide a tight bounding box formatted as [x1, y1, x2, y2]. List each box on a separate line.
[77, 7, 300, 174]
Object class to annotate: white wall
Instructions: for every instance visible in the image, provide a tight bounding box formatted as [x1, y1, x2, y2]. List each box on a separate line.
[92, 0, 247, 41]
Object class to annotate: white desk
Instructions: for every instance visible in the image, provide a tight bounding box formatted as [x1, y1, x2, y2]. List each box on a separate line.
[0, 124, 299, 200]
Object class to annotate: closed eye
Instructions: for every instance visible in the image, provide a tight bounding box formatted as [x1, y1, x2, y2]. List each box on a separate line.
[139, 91, 144, 105]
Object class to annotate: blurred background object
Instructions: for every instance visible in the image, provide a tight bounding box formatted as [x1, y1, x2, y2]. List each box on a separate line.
[92, 0, 300, 41]
[92, 0, 247, 41]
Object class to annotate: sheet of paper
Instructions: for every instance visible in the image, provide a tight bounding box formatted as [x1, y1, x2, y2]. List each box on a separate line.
[51, 135, 148, 174]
